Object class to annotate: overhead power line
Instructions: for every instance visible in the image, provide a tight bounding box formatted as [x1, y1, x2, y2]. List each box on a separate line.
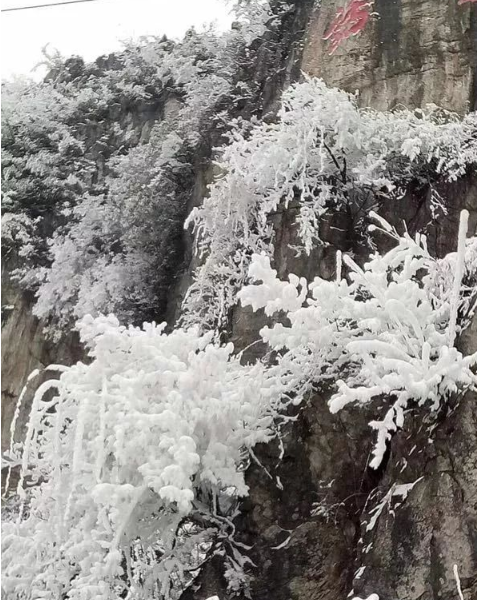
[2, 0, 98, 12]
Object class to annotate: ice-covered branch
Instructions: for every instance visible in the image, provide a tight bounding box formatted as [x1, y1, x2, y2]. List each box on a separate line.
[2, 314, 292, 599]
[240, 211, 477, 468]
[184, 78, 477, 329]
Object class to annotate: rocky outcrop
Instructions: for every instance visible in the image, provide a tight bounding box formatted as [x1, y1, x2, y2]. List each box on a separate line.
[1, 261, 83, 457]
[193, 178, 476, 600]
[354, 316, 477, 599]
[302, 0, 477, 113]
[247, 3, 477, 600]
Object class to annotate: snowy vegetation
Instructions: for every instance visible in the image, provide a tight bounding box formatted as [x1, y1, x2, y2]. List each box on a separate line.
[2, 315, 288, 599]
[239, 212, 477, 468]
[2, 0, 278, 325]
[3, 210, 476, 598]
[2, 1, 477, 598]
[3, 8, 476, 329]
[184, 77, 477, 328]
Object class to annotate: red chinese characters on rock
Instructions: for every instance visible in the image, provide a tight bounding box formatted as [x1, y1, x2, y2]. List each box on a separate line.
[323, 0, 374, 54]
[323, 0, 473, 54]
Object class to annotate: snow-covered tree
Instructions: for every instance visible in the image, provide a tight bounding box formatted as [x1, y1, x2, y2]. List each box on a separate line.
[1, 78, 93, 261]
[31, 125, 194, 326]
[183, 78, 477, 329]
[239, 210, 477, 467]
[2, 313, 292, 599]
[2, 1, 281, 326]
[3, 208, 476, 598]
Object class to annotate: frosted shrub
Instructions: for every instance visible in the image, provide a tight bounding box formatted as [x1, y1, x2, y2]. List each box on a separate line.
[3, 2, 278, 326]
[32, 126, 193, 326]
[239, 211, 477, 467]
[1, 79, 93, 258]
[184, 78, 477, 329]
[4, 213, 475, 598]
[1, 212, 40, 260]
[2, 314, 289, 599]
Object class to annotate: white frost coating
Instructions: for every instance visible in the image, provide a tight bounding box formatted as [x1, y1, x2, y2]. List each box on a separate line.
[5, 1, 276, 327]
[2, 314, 293, 600]
[184, 78, 477, 329]
[237, 254, 308, 315]
[4, 222, 477, 598]
[365, 478, 423, 532]
[4, 368, 40, 496]
[17, 379, 61, 520]
[354, 566, 366, 579]
[241, 215, 477, 467]
[448, 210, 469, 346]
[3, 49, 477, 599]
[94, 376, 108, 483]
[352, 595, 380, 600]
[43, 364, 70, 373]
[4, 364, 70, 497]
[336, 249, 342, 282]
[453, 564, 465, 600]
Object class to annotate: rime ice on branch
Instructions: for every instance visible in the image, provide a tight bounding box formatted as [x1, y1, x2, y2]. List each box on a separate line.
[4, 214, 476, 599]
[2, 314, 292, 600]
[239, 210, 477, 468]
[184, 78, 477, 330]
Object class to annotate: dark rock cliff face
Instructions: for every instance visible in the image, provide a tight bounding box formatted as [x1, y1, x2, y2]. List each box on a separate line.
[188, 184, 476, 600]
[303, 0, 477, 113]
[188, 2, 477, 599]
[1, 262, 83, 455]
[2, 1, 477, 599]
[222, 200, 477, 600]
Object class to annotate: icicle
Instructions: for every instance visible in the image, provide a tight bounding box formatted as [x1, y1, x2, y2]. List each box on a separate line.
[4, 364, 69, 497]
[64, 393, 89, 523]
[336, 249, 342, 281]
[94, 376, 108, 483]
[448, 209, 469, 346]
[17, 379, 60, 522]
[52, 390, 67, 542]
[421, 341, 431, 373]
[369, 211, 394, 233]
[44, 364, 70, 374]
[4, 369, 40, 497]
[319, 125, 325, 172]
[453, 564, 465, 600]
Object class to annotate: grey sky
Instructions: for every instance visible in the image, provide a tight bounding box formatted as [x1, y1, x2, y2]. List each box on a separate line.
[1, 0, 233, 79]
